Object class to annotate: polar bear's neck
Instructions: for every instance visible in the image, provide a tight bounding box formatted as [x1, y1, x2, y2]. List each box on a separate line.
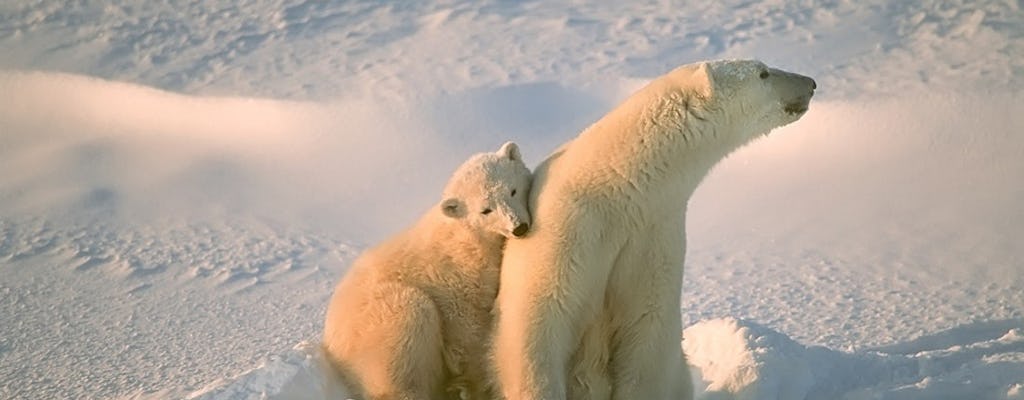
[567, 81, 756, 203]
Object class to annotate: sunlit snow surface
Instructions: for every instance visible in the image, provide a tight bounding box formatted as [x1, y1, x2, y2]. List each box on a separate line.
[1, 0, 1022, 399]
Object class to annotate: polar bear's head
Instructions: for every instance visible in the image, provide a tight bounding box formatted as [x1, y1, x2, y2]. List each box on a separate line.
[667, 59, 816, 148]
[440, 142, 532, 238]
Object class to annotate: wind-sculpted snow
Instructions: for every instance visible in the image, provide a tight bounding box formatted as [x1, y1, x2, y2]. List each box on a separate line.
[2, 0, 1021, 99]
[0, 71, 490, 241]
[0, 217, 359, 399]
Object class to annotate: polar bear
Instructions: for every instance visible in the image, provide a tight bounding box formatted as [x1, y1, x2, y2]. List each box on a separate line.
[491, 60, 816, 400]
[322, 142, 532, 400]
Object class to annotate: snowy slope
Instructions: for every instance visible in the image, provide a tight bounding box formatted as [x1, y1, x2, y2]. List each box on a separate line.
[1, 0, 1022, 399]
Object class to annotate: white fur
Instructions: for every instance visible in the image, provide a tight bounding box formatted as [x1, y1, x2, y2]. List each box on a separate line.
[323, 142, 532, 400]
[491, 60, 815, 400]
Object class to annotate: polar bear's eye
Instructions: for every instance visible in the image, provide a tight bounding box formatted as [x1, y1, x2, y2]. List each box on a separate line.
[481, 208, 493, 215]
[759, 70, 770, 79]
[511, 189, 517, 197]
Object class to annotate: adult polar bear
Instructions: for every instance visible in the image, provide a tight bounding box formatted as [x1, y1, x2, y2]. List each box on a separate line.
[492, 60, 816, 400]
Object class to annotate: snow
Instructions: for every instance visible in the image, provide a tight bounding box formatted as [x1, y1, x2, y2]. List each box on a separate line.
[1, 0, 1022, 399]
[184, 342, 348, 400]
[685, 318, 1024, 400]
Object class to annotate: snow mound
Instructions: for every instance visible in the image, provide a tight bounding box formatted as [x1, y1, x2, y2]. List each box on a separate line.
[684, 318, 1024, 400]
[685, 318, 815, 399]
[187, 342, 349, 400]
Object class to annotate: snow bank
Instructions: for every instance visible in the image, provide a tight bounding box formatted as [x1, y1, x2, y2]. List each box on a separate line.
[684, 318, 816, 399]
[684, 318, 1024, 400]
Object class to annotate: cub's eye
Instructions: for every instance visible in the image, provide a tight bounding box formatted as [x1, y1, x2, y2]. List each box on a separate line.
[481, 208, 493, 215]
[759, 70, 770, 79]
[511, 189, 517, 197]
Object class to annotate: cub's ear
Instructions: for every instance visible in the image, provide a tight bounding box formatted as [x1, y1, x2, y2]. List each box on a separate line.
[497, 141, 522, 162]
[441, 198, 465, 218]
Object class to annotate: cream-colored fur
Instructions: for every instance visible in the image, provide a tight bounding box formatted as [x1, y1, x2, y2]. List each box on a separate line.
[491, 60, 816, 400]
[323, 142, 532, 400]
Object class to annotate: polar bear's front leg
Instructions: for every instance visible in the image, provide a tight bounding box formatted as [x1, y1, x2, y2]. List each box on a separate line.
[608, 227, 693, 400]
[493, 226, 619, 400]
[492, 262, 573, 400]
[608, 307, 692, 400]
[357, 283, 447, 400]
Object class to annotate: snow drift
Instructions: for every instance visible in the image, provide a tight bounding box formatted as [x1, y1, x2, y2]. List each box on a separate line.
[0, 71, 490, 241]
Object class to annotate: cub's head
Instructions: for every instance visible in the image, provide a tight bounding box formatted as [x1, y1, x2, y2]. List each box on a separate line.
[440, 141, 532, 238]
[669, 59, 816, 146]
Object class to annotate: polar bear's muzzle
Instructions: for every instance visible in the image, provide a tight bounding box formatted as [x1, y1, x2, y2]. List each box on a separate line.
[769, 68, 816, 116]
[784, 102, 810, 116]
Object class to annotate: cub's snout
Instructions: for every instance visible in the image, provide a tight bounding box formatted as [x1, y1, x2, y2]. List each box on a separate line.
[512, 222, 529, 237]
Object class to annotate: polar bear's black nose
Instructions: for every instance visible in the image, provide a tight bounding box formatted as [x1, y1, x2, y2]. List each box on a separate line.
[512, 223, 530, 237]
[810, 78, 817, 90]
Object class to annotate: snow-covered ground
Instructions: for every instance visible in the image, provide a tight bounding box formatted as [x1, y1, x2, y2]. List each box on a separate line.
[1, 0, 1022, 399]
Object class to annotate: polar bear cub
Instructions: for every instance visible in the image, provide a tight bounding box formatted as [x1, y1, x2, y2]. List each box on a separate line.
[491, 60, 816, 400]
[323, 142, 532, 400]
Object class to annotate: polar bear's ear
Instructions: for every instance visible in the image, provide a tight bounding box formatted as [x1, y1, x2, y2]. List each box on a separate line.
[441, 198, 465, 218]
[691, 62, 715, 100]
[497, 141, 522, 162]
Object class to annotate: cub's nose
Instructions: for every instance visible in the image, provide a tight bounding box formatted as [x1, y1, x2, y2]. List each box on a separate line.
[512, 223, 530, 237]
[809, 77, 817, 90]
